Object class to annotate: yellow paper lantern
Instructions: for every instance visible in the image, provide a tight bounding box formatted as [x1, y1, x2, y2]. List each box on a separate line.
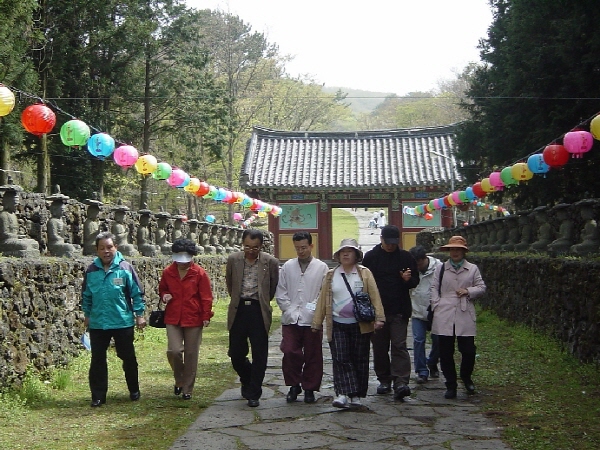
[134, 154, 158, 174]
[184, 177, 201, 193]
[257, 211, 267, 218]
[480, 178, 495, 193]
[511, 162, 533, 181]
[446, 194, 457, 206]
[0, 85, 15, 117]
[591, 115, 600, 140]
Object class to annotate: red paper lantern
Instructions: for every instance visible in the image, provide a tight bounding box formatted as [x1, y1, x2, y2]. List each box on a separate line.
[195, 181, 210, 197]
[472, 182, 486, 198]
[21, 104, 56, 136]
[542, 144, 569, 168]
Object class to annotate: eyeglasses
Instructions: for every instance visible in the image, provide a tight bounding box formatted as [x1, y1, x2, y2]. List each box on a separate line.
[243, 245, 261, 251]
[294, 246, 309, 252]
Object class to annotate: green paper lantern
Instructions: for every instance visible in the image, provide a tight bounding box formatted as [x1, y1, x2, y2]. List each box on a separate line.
[60, 119, 90, 147]
[500, 166, 519, 186]
[152, 162, 172, 180]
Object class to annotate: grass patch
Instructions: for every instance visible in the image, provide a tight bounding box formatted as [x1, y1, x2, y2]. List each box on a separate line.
[332, 207, 359, 248]
[476, 308, 600, 449]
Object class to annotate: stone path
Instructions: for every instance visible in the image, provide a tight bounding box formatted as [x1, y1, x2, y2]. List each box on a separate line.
[170, 207, 511, 449]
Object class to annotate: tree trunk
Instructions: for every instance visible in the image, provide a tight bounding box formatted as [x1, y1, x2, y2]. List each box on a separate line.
[36, 133, 50, 194]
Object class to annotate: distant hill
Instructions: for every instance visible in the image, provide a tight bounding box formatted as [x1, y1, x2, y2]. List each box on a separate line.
[322, 86, 394, 114]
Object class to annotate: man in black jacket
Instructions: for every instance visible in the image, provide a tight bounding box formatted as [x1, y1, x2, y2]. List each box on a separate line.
[362, 225, 419, 400]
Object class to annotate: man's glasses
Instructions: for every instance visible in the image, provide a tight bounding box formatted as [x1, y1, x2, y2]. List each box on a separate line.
[243, 245, 261, 251]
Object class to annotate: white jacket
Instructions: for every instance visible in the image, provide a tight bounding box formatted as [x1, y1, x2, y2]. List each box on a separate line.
[275, 257, 329, 326]
[410, 256, 442, 320]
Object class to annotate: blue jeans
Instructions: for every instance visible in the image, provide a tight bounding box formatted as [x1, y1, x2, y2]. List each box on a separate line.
[411, 318, 440, 377]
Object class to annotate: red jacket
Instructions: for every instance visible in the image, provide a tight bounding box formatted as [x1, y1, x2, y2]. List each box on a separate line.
[159, 262, 214, 327]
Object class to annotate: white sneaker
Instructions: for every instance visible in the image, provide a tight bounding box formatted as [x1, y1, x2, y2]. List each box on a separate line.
[350, 397, 362, 406]
[332, 395, 349, 408]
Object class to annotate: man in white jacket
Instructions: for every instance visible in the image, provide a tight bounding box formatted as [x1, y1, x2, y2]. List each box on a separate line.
[275, 231, 329, 403]
[409, 246, 442, 383]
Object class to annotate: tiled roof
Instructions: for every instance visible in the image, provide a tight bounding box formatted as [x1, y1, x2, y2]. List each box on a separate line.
[241, 125, 460, 190]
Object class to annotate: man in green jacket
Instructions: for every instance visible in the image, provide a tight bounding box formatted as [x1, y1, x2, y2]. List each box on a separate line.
[82, 231, 146, 407]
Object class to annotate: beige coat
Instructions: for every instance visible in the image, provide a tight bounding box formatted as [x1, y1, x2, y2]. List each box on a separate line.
[225, 251, 280, 334]
[311, 265, 385, 342]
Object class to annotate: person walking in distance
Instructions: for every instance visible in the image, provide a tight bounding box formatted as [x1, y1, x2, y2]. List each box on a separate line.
[226, 229, 279, 407]
[408, 245, 442, 383]
[362, 225, 419, 400]
[275, 231, 329, 403]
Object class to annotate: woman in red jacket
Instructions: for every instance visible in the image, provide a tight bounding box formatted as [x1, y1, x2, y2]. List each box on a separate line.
[159, 239, 214, 400]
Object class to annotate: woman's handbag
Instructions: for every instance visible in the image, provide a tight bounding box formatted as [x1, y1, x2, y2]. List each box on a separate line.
[149, 308, 166, 328]
[341, 273, 376, 323]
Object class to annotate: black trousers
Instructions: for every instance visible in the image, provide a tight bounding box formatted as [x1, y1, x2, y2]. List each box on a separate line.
[89, 326, 139, 402]
[438, 334, 476, 389]
[228, 303, 268, 401]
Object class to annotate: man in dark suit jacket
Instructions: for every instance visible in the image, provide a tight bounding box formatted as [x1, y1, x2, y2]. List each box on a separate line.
[226, 229, 279, 407]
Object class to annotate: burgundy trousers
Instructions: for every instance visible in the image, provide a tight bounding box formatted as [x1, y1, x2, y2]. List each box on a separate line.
[280, 324, 324, 391]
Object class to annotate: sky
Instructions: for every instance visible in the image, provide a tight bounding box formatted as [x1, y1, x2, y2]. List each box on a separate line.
[186, 0, 494, 96]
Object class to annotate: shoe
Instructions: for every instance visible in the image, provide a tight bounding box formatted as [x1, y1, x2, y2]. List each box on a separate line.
[444, 389, 457, 399]
[393, 384, 411, 400]
[349, 397, 362, 406]
[416, 375, 428, 384]
[428, 365, 440, 378]
[182, 394, 192, 400]
[304, 390, 316, 404]
[90, 399, 103, 407]
[376, 382, 391, 394]
[286, 385, 302, 403]
[174, 386, 182, 396]
[247, 399, 260, 407]
[130, 391, 140, 401]
[463, 380, 476, 395]
[332, 395, 350, 409]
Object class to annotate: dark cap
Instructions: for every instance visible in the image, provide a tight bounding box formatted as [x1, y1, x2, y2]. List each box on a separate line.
[381, 225, 400, 245]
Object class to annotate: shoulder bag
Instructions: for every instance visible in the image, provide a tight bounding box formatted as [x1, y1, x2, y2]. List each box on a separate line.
[341, 272, 376, 323]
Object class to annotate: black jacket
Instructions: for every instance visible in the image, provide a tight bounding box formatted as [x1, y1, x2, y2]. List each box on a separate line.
[362, 244, 419, 318]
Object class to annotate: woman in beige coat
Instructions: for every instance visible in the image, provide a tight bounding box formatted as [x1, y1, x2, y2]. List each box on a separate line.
[312, 238, 385, 409]
[430, 236, 486, 399]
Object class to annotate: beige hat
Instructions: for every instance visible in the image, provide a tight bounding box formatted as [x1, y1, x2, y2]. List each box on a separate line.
[333, 238, 363, 262]
[439, 235, 469, 251]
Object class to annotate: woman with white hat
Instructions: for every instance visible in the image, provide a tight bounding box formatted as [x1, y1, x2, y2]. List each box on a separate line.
[311, 238, 385, 408]
[430, 235, 486, 399]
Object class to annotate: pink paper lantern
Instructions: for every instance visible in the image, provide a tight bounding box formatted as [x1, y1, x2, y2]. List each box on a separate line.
[233, 212, 243, 221]
[113, 145, 139, 168]
[563, 130, 593, 158]
[451, 191, 463, 205]
[489, 171, 505, 191]
[167, 168, 188, 187]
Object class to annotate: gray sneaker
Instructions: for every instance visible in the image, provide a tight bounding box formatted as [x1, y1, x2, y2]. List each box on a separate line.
[376, 382, 392, 394]
[393, 383, 411, 400]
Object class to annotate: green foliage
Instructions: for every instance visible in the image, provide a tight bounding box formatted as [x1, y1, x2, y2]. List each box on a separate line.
[332, 208, 359, 247]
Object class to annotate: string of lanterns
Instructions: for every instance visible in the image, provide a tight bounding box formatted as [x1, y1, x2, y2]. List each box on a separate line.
[0, 84, 282, 222]
[403, 110, 600, 221]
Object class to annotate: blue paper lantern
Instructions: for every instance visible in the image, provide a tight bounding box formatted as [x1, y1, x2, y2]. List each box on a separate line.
[527, 154, 550, 175]
[205, 214, 216, 223]
[87, 133, 115, 160]
[465, 186, 477, 200]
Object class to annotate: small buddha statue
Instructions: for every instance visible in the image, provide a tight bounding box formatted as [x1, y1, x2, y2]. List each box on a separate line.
[481, 221, 496, 252]
[529, 206, 554, 253]
[83, 195, 103, 256]
[172, 214, 185, 242]
[501, 215, 520, 251]
[137, 206, 160, 257]
[111, 201, 137, 256]
[155, 211, 172, 255]
[201, 223, 215, 254]
[488, 218, 507, 252]
[46, 185, 78, 257]
[547, 204, 575, 255]
[226, 228, 237, 253]
[0, 183, 40, 258]
[571, 199, 600, 256]
[209, 225, 224, 254]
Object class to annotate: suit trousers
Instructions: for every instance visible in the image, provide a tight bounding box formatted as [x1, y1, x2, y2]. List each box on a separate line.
[89, 326, 139, 402]
[438, 334, 476, 389]
[371, 313, 411, 386]
[280, 324, 323, 391]
[228, 302, 268, 401]
[166, 324, 203, 395]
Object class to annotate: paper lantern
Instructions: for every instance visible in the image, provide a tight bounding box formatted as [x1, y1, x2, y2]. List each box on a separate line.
[458, 191, 469, 203]
[510, 162, 533, 181]
[0, 85, 15, 116]
[167, 168, 187, 187]
[222, 190, 235, 204]
[542, 144, 569, 168]
[113, 144, 139, 168]
[233, 212, 243, 221]
[87, 133, 115, 159]
[184, 177, 201, 193]
[489, 171, 505, 191]
[176, 173, 190, 188]
[424, 212, 434, 220]
[472, 182, 486, 198]
[480, 178, 495, 193]
[205, 214, 216, 223]
[60, 119, 90, 147]
[271, 206, 282, 216]
[500, 166, 519, 186]
[195, 181, 210, 197]
[21, 104, 56, 136]
[203, 185, 218, 199]
[134, 154, 158, 174]
[590, 115, 600, 140]
[451, 192, 463, 205]
[241, 196, 253, 208]
[563, 131, 593, 158]
[257, 211, 267, 218]
[527, 154, 550, 175]
[152, 162, 172, 180]
[214, 188, 227, 201]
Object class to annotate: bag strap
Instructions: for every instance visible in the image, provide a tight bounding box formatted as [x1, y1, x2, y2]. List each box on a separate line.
[341, 272, 358, 307]
[438, 263, 445, 297]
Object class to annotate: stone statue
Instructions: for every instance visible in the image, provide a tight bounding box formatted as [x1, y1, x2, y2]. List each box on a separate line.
[529, 206, 554, 253]
[172, 214, 185, 242]
[488, 218, 506, 252]
[201, 223, 215, 254]
[469, 223, 482, 251]
[219, 225, 230, 253]
[501, 215, 521, 251]
[111, 202, 137, 256]
[155, 211, 172, 255]
[481, 221, 496, 252]
[187, 218, 199, 243]
[514, 211, 534, 252]
[547, 204, 575, 254]
[137, 207, 160, 257]
[0, 184, 40, 258]
[83, 196, 103, 256]
[226, 228, 237, 253]
[236, 229, 243, 249]
[477, 222, 489, 252]
[571, 199, 600, 256]
[46, 186, 78, 257]
[209, 225, 224, 254]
